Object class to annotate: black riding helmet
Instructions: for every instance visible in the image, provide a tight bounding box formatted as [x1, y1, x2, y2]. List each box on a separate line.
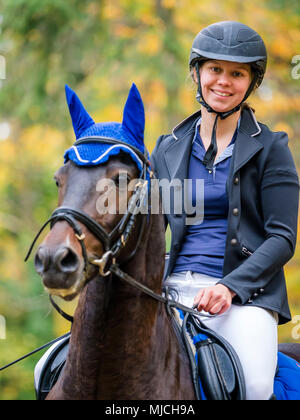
[189, 21, 267, 170]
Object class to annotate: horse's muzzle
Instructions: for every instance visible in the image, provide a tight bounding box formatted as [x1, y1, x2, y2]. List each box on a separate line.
[34, 245, 83, 298]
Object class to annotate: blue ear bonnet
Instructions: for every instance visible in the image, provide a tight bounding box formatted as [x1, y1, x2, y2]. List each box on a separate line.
[64, 83, 149, 177]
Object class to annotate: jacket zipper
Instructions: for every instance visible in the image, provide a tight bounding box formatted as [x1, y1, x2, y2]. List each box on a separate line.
[241, 246, 253, 257]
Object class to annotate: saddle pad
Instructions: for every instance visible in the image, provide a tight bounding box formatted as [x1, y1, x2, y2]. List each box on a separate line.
[175, 309, 300, 400]
[274, 351, 300, 400]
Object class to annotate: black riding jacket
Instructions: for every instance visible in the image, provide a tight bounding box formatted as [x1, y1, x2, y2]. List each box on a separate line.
[150, 107, 299, 324]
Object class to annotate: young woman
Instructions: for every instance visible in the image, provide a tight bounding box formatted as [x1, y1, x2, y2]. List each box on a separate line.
[150, 21, 299, 400]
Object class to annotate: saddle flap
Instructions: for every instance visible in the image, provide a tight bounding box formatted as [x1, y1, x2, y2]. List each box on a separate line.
[196, 338, 236, 400]
[213, 343, 236, 394]
[50, 343, 69, 373]
[184, 313, 246, 400]
[35, 334, 70, 400]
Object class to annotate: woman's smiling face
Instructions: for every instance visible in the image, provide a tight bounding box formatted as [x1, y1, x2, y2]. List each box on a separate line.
[194, 59, 252, 113]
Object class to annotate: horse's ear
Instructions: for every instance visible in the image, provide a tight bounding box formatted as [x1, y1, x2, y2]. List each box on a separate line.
[65, 85, 95, 139]
[122, 83, 145, 148]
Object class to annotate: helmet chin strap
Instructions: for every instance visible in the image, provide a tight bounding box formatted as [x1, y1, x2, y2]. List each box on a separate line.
[195, 61, 258, 171]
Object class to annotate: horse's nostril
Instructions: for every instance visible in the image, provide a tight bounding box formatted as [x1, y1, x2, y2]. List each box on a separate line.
[55, 247, 80, 273]
[34, 247, 50, 274]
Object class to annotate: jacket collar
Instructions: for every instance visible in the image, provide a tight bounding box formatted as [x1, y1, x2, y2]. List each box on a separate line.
[171, 109, 202, 140]
[172, 106, 261, 139]
[232, 107, 263, 173]
[239, 106, 262, 137]
[165, 107, 263, 179]
[164, 112, 199, 180]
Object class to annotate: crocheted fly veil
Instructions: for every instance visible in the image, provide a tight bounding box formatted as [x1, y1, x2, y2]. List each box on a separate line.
[64, 83, 148, 177]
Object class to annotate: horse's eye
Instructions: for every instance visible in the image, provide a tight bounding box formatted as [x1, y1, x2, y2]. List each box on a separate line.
[54, 178, 60, 188]
[113, 172, 131, 188]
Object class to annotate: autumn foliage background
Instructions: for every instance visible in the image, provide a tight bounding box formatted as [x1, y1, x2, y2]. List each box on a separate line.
[0, 0, 299, 399]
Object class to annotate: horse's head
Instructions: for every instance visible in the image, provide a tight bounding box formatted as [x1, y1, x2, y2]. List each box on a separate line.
[33, 83, 150, 300]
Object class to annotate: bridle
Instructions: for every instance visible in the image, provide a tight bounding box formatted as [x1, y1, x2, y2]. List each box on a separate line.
[26, 179, 149, 278]
[25, 137, 151, 270]
[25, 137, 151, 318]
[25, 137, 214, 323]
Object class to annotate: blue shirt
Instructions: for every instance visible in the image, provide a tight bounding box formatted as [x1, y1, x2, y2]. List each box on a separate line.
[173, 118, 237, 278]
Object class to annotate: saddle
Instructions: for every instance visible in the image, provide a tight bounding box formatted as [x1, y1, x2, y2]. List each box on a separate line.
[170, 308, 246, 400]
[34, 333, 70, 400]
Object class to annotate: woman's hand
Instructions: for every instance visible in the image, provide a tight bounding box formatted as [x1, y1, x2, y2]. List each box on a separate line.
[193, 284, 236, 315]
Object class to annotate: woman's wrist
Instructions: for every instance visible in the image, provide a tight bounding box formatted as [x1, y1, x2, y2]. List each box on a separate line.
[218, 284, 236, 298]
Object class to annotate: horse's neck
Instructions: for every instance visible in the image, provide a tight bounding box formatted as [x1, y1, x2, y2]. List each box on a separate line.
[63, 278, 172, 399]
[53, 213, 186, 399]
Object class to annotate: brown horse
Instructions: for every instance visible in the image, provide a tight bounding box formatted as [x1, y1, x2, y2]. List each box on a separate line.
[34, 152, 195, 400]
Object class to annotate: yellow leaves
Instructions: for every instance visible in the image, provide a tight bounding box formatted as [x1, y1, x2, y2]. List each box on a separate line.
[102, 2, 123, 20]
[252, 92, 300, 119]
[145, 109, 163, 151]
[53, 297, 78, 337]
[113, 24, 138, 39]
[144, 80, 168, 108]
[0, 165, 10, 188]
[161, 0, 178, 9]
[93, 104, 122, 123]
[137, 32, 162, 56]
[0, 139, 16, 188]
[141, 79, 169, 150]
[0, 237, 25, 280]
[179, 83, 197, 115]
[274, 122, 294, 139]
[271, 38, 294, 61]
[0, 124, 67, 196]
[139, 13, 162, 28]
[288, 28, 300, 44]
[0, 139, 15, 162]
[103, 0, 158, 26]
[19, 125, 66, 168]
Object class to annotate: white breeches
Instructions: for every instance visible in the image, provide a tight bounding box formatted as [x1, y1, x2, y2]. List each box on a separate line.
[164, 271, 278, 400]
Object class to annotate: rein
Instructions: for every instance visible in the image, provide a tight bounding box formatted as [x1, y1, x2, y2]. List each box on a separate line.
[109, 263, 215, 318]
[0, 333, 71, 372]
